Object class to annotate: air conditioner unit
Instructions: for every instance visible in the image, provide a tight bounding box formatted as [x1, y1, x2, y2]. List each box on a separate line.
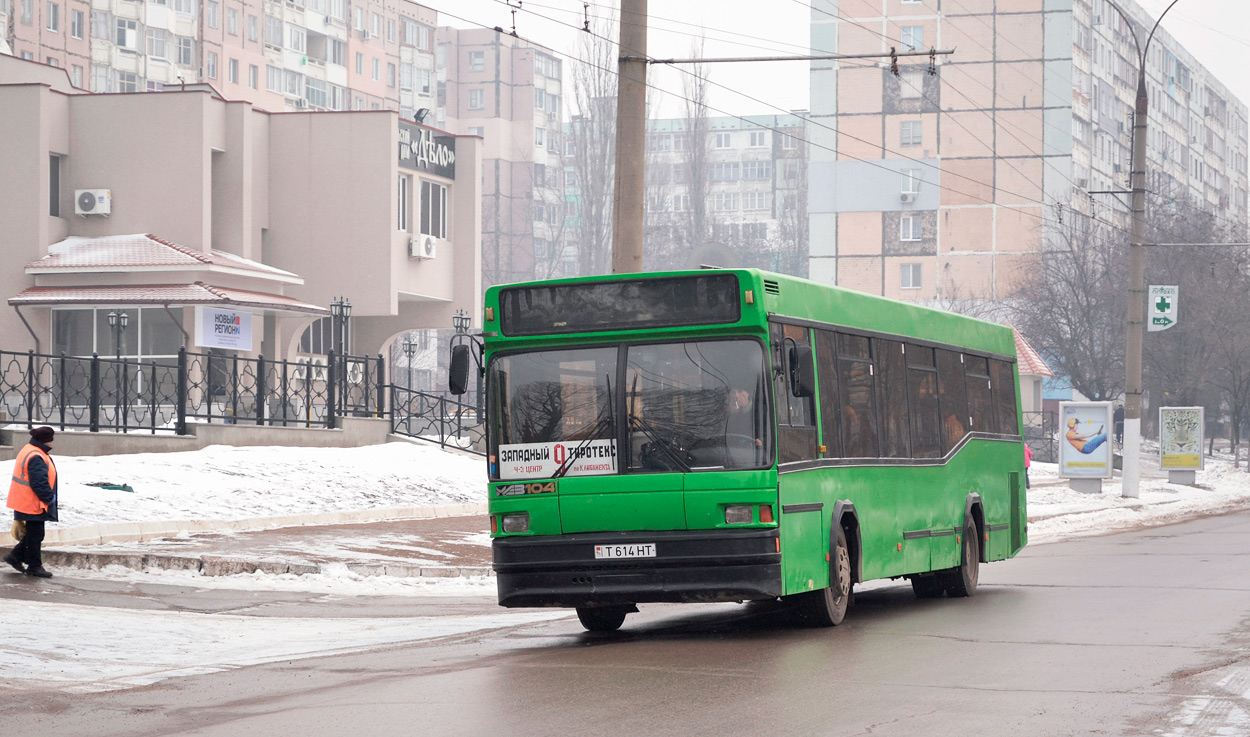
[1077, 178, 1089, 188]
[75, 189, 112, 216]
[1114, 163, 1123, 173]
[324, 15, 332, 24]
[295, 98, 306, 109]
[359, 28, 370, 40]
[409, 235, 437, 259]
[899, 192, 916, 203]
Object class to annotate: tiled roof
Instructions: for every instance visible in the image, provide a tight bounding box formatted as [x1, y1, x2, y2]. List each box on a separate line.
[27, 234, 300, 281]
[1013, 327, 1054, 378]
[8, 282, 326, 314]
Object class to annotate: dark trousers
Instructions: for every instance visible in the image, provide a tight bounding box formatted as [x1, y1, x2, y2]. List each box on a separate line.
[12, 520, 45, 569]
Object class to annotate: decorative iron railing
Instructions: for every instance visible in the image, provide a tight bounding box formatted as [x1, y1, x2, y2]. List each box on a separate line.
[390, 385, 485, 455]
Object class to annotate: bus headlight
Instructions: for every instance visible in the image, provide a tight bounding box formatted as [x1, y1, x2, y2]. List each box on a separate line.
[724, 505, 754, 525]
[501, 513, 530, 533]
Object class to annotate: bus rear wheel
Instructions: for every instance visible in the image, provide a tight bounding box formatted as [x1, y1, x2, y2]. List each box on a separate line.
[801, 526, 852, 627]
[945, 518, 980, 598]
[576, 605, 630, 632]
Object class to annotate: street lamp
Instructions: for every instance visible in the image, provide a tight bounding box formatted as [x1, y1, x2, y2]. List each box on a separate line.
[1105, 0, 1183, 499]
[402, 337, 418, 390]
[106, 310, 130, 360]
[329, 297, 352, 355]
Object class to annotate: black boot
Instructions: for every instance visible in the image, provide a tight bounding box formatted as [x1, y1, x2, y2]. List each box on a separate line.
[24, 566, 52, 578]
[3, 552, 24, 573]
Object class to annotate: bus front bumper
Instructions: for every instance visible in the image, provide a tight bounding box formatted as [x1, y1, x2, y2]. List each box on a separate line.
[492, 529, 782, 608]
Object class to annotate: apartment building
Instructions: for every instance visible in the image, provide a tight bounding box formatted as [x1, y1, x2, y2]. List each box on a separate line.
[438, 26, 566, 286]
[1, 0, 438, 116]
[0, 54, 480, 363]
[809, 0, 1249, 302]
[640, 114, 809, 274]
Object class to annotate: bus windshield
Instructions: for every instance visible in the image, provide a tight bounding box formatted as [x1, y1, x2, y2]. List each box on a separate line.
[490, 339, 771, 480]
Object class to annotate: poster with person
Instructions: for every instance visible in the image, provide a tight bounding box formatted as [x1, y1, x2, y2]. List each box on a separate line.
[1059, 401, 1114, 479]
[1160, 407, 1204, 470]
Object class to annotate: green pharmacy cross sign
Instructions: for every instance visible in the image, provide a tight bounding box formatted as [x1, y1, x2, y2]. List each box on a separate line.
[1148, 285, 1178, 332]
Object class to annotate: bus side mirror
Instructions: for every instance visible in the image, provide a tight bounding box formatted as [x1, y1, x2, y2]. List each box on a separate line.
[789, 344, 815, 398]
[449, 344, 471, 395]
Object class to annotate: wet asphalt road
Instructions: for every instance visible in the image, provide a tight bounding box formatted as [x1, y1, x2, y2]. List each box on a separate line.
[7, 511, 1250, 737]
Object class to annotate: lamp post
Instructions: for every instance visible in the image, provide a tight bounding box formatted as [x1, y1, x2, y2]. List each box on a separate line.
[106, 310, 130, 360]
[329, 297, 352, 356]
[1105, 0, 1182, 499]
[402, 338, 418, 390]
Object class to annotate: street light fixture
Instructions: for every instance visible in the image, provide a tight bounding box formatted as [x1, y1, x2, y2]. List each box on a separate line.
[402, 338, 418, 390]
[106, 310, 130, 360]
[452, 310, 470, 334]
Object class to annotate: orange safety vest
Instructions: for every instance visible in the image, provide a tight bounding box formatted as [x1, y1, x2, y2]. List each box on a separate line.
[7, 443, 56, 516]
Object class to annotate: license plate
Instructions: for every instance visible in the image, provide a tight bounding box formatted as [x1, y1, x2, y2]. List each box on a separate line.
[594, 543, 656, 559]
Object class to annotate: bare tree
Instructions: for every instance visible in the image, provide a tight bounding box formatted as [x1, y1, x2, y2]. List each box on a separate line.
[566, 14, 617, 277]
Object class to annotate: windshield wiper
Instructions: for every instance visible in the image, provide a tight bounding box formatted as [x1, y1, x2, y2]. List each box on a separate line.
[553, 374, 615, 479]
[629, 411, 692, 473]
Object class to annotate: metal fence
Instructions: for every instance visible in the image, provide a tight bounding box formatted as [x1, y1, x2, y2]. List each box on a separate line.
[390, 385, 485, 455]
[0, 348, 385, 434]
[1022, 410, 1057, 464]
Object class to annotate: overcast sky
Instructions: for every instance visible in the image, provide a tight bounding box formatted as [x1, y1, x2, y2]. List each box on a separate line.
[443, 0, 1250, 127]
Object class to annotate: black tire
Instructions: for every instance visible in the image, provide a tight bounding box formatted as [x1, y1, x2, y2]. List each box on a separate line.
[910, 574, 946, 599]
[576, 605, 629, 632]
[945, 518, 980, 598]
[801, 526, 852, 627]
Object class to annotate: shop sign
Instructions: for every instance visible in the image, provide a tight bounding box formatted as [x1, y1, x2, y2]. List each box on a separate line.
[399, 121, 456, 178]
[195, 306, 254, 351]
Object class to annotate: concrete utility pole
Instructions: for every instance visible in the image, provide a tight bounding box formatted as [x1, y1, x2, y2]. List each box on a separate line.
[610, 0, 647, 274]
[1107, 0, 1182, 499]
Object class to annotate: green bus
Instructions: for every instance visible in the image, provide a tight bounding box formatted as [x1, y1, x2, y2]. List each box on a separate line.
[449, 268, 1027, 632]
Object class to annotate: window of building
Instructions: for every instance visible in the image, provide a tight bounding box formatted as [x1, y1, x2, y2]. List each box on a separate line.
[710, 162, 740, 181]
[371, 12, 380, 37]
[743, 160, 771, 179]
[387, 18, 394, 42]
[248, 15, 258, 41]
[469, 50, 484, 72]
[900, 69, 924, 99]
[749, 130, 767, 147]
[398, 174, 410, 231]
[117, 71, 139, 93]
[417, 68, 431, 95]
[743, 192, 769, 210]
[534, 127, 545, 146]
[712, 192, 739, 211]
[901, 25, 923, 50]
[901, 120, 922, 146]
[71, 64, 83, 88]
[372, 57, 380, 81]
[177, 36, 194, 66]
[902, 168, 921, 194]
[173, 0, 193, 15]
[90, 10, 107, 38]
[353, 6, 362, 30]
[328, 38, 345, 66]
[115, 18, 138, 49]
[387, 62, 396, 87]
[228, 58, 238, 84]
[782, 134, 798, 150]
[900, 262, 922, 288]
[264, 16, 282, 47]
[420, 180, 447, 239]
[288, 24, 306, 53]
[20, 0, 32, 24]
[45, 1, 58, 30]
[91, 64, 110, 92]
[48, 154, 61, 217]
[70, 7, 83, 37]
[249, 64, 258, 89]
[468, 88, 484, 110]
[206, 52, 218, 79]
[714, 132, 731, 148]
[355, 52, 363, 74]
[402, 18, 416, 45]
[227, 7, 237, 34]
[206, 0, 218, 28]
[305, 77, 328, 108]
[534, 88, 545, 111]
[900, 216, 921, 242]
[146, 29, 167, 59]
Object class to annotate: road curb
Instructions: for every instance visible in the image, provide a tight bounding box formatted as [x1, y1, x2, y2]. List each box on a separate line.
[42, 502, 488, 546]
[41, 548, 496, 580]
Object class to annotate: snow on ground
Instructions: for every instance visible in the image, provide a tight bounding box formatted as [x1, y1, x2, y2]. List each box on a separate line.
[0, 597, 568, 693]
[50, 443, 484, 527]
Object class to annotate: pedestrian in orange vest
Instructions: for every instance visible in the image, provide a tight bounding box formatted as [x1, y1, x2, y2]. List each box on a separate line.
[5, 426, 58, 578]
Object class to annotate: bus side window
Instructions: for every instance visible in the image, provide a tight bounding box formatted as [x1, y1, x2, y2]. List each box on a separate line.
[906, 344, 942, 458]
[989, 359, 1019, 435]
[874, 339, 910, 458]
[837, 333, 879, 457]
[936, 350, 969, 453]
[772, 323, 818, 463]
[815, 329, 842, 458]
[965, 355, 996, 434]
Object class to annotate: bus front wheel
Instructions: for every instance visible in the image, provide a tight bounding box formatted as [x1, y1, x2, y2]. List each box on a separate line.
[801, 526, 852, 627]
[576, 605, 630, 632]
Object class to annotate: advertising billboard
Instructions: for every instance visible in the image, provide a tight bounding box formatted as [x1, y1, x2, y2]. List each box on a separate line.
[195, 306, 254, 351]
[1059, 401, 1114, 479]
[1160, 406, 1204, 470]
